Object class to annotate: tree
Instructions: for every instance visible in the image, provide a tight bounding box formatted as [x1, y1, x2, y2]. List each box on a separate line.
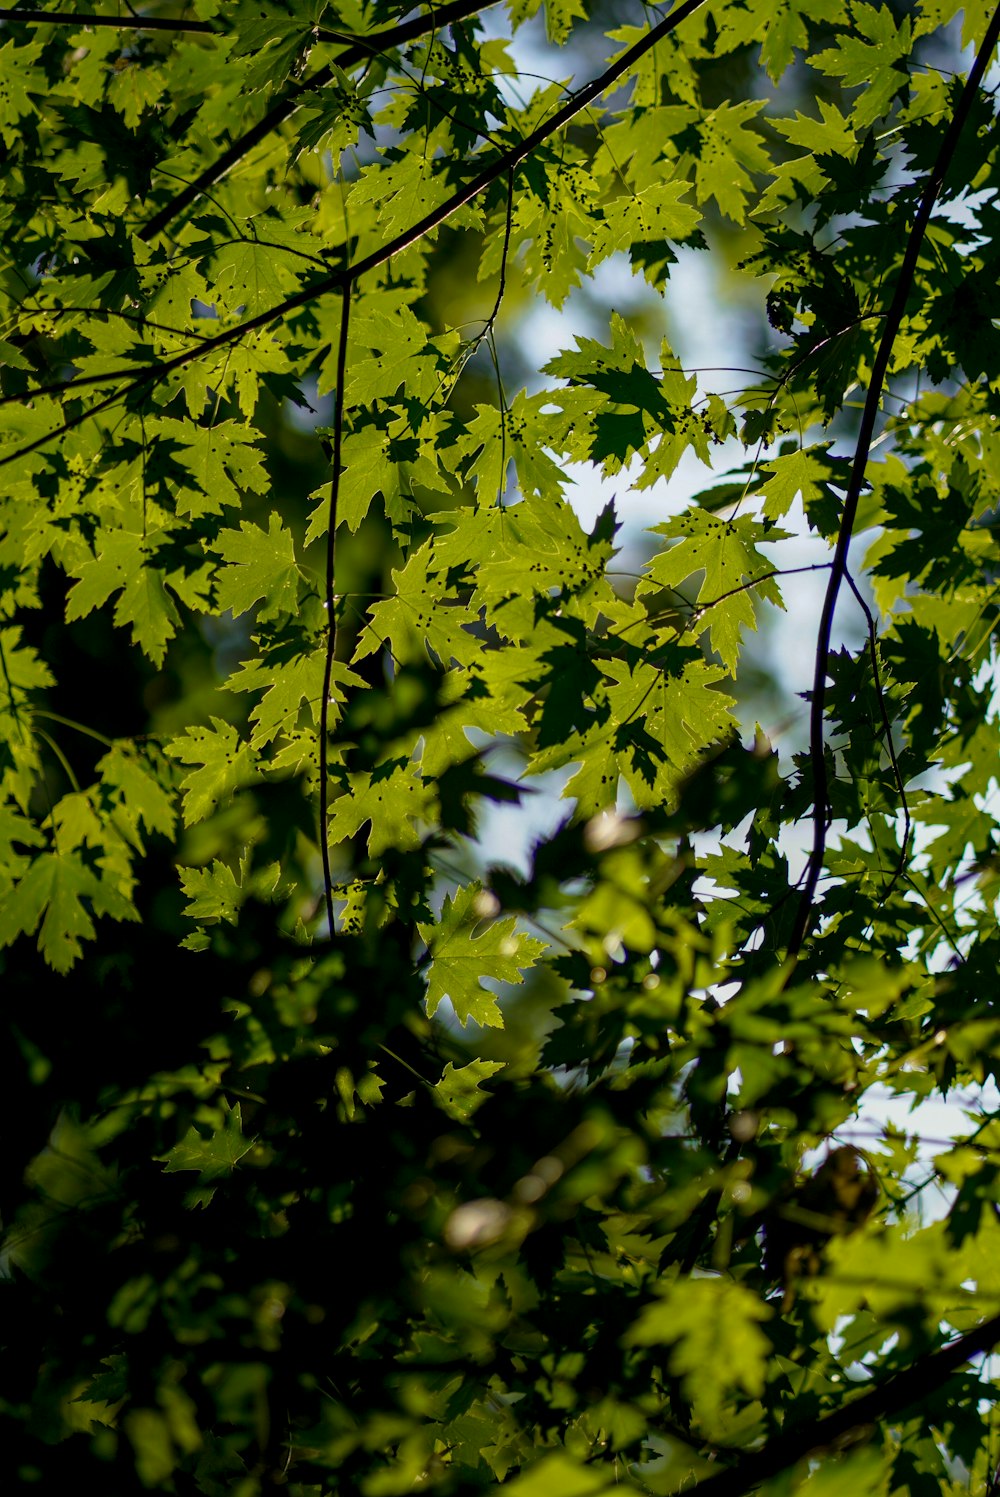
[3, 0, 1000, 1491]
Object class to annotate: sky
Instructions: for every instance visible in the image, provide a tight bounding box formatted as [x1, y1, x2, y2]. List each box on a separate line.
[463, 8, 1000, 1208]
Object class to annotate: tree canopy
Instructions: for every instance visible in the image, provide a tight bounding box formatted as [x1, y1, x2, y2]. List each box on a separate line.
[4, 0, 1000, 1493]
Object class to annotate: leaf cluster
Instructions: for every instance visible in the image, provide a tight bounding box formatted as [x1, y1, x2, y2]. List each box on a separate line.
[4, 3, 1000, 1496]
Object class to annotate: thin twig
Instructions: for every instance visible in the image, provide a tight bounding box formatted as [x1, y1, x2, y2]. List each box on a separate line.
[843, 569, 912, 910]
[787, 2, 1000, 958]
[0, 5, 213, 30]
[318, 282, 351, 940]
[482, 167, 514, 341]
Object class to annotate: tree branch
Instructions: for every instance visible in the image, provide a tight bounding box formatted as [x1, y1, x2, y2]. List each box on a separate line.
[0, 0, 710, 465]
[690, 1308, 1000, 1497]
[0, 6, 213, 30]
[138, 0, 499, 241]
[313, 0, 486, 50]
[787, 0, 1000, 958]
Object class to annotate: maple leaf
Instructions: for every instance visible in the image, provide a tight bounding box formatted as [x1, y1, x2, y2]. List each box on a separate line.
[624, 1279, 771, 1425]
[541, 315, 698, 482]
[717, 0, 840, 82]
[553, 727, 622, 816]
[590, 179, 700, 264]
[159, 1101, 254, 1180]
[306, 421, 413, 537]
[150, 418, 270, 518]
[433, 492, 617, 634]
[165, 719, 258, 825]
[98, 745, 176, 840]
[0, 38, 44, 146]
[65, 528, 180, 666]
[0, 804, 45, 892]
[434, 1059, 506, 1121]
[640, 511, 789, 671]
[353, 541, 480, 670]
[757, 443, 844, 522]
[227, 644, 364, 749]
[508, 0, 587, 44]
[213, 514, 300, 621]
[692, 100, 771, 223]
[0, 626, 53, 810]
[178, 859, 242, 927]
[602, 652, 736, 804]
[325, 762, 432, 856]
[346, 296, 450, 406]
[419, 883, 545, 1028]
[206, 235, 291, 316]
[349, 150, 459, 248]
[809, 4, 912, 128]
[0, 849, 101, 972]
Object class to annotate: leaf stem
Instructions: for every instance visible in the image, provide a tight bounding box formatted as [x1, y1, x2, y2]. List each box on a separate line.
[31, 708, 115, 748]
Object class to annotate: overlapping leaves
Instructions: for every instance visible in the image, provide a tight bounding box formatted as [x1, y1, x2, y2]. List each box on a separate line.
[2, 3, 1000, 1497]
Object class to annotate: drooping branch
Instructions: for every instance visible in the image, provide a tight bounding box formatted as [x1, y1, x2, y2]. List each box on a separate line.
[786, 0, 1000, 958]
[138, 0, 500, 241]
[0, 0, 711, 465]
[690, 1308, 1000, 1497]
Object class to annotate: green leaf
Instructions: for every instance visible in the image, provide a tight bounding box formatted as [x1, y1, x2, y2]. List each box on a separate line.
[718, 0, 840, 82]
[0, 626, 54, 810]
[640, 511, 789, 671]
[499, 1453, 619, 1497]
[0, 849, 100, 972]
[541, 314, 699, 483]
[66, 529, 180, 666]
[213, 514, 300, 621]
[809, 4, 912, 128]
[419, 884, 545, 1028]
[164, 718, 258, 825]
[916, 0, 993, 49]
[757, 443, 844, 521]
[0, 38, 44, 146]
[307, 421, 412, 536]
[353, 541, 480, 669]
[624, 1279, 771, 1426]
[693, 100, 771, 223]
[207, 235, 291, 315]
[178, 859, 241, 926]
[227, 643, 363, 749]
[434, 1059, 506, 1121]
[98, 745, 176, 840]
[159, 1101, 253, 1179]
[326, 762, 433, 855]
[150, 418, 270, 518]
[507, 0, 588, 45]
[591, 180, 700, 263]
